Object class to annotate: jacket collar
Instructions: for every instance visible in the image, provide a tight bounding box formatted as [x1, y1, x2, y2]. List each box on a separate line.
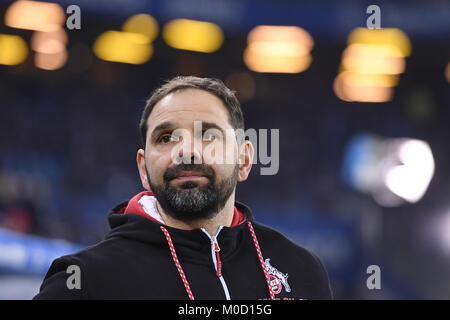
[105, 193, 255, 264]
[118, 190, 248, 227]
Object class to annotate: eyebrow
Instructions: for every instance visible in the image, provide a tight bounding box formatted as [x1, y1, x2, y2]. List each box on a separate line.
[201, 121, 226, 135]
[150, 121, 175, 142]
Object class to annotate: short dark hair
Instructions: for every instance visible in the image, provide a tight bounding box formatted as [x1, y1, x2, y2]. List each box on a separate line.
[139, 76, 245, 148]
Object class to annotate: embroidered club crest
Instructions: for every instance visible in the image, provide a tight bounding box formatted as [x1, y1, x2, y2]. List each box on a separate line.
[264, 258, 291, 294]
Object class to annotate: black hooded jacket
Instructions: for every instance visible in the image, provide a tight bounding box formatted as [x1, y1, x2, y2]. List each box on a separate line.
[33, 197, 333, 300]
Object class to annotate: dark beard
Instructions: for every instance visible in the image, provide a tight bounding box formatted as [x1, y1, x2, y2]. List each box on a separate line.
[147, 163, 239, 222]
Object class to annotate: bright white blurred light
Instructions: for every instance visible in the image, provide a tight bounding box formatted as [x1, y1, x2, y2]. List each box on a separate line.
[343, 134, 435, 207]
[384, 140, 435, 203]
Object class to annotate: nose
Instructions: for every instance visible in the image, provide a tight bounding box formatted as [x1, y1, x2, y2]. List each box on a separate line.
[174, 133, 202, 165]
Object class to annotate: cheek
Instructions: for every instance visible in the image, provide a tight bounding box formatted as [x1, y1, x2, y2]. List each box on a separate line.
[214, 163, 237, 182]
[202, 139, 239, 166]
[146, 152, 170, 183]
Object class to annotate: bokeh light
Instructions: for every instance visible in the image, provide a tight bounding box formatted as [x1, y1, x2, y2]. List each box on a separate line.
[0, 34, 28, 65]
[243, 25, 314, 73]
[122, 14, 159, 43]
[93, 31, 153, 65]
[34, 50, 68, 70]
[334, 28, 411, 103]
[5, 0, 65, 32]
[163, 19, 224, 53]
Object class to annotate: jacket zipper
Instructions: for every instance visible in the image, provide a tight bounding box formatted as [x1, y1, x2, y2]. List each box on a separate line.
[211, 235, 222, 277]
[201, 227, 231, 300]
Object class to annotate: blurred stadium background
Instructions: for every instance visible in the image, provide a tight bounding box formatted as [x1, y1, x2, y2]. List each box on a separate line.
[0, 0, 449, 299]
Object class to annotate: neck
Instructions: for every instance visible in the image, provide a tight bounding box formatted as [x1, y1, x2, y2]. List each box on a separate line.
[155, 192, 236, 236]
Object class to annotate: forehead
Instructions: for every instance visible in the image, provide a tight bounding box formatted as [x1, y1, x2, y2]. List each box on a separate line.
[147, 88, 231, 131]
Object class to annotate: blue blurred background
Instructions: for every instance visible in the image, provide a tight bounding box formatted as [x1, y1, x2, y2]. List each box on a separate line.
[0, 0, 449, 299]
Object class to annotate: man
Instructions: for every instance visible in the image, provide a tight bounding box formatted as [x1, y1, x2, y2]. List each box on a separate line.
[34, 76, 333, 300]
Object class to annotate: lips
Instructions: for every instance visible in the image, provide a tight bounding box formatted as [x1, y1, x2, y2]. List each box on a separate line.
[164, 165, 214, 183]
[175, 171, 205, 178]
[172, 171, 208, 181]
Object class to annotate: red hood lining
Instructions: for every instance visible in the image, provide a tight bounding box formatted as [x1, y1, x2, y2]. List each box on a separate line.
[121, 191, 246, 227]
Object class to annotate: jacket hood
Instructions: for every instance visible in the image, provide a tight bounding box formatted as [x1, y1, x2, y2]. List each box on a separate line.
[104, 191, 255, 264]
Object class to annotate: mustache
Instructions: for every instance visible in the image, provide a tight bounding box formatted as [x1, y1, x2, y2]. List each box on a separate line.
[163, 163, 215, 182]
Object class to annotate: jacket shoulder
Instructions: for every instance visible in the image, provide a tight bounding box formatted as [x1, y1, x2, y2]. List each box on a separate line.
[33, 239, 117, 299]
[33, 252, 88, 299]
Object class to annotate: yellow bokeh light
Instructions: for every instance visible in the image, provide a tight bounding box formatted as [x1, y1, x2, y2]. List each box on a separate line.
[339, 71, 399, 88]
[247, 25, 314, 51]
[333, 72, 393, 103]
[244, 48, 312, 74]
[244, 25, 314, 74]
[342, 45, 406, 75]
[163, 19, 224, 53]
[348, 28, 411, 57]
[247, 41, 311, 57]
[122, 14, 159, 43]
[5, 0, 65, 32]
[344, 43, 404, 58]
[93, 31, 153, 64]
[342, 44, 406, 74]
[335, 28, 410, 102]
[0, 34, 28, 65]
[333, 73, 352, 102]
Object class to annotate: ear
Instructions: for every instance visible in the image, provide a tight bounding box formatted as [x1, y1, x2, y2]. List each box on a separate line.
[137, 149, 151, 190]
[237, 140, 254, 182]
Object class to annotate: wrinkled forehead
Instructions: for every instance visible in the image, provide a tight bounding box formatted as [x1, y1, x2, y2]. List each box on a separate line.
[147, 88, 233, 133]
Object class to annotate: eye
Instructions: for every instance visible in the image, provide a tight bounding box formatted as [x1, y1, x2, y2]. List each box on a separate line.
[203, 131, 219, 142]
[159, 134, 174, 144]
